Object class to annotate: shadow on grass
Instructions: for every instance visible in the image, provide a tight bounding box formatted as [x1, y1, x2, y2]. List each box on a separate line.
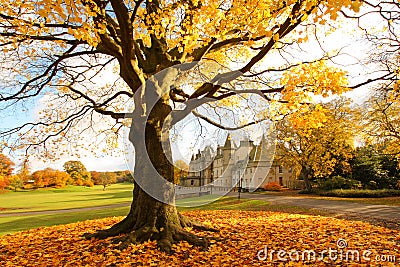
[0, 206, 130, 236]
[42, 191, 133, 204]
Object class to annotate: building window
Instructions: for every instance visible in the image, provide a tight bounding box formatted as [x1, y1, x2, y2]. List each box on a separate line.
[278, 165, 283, 174]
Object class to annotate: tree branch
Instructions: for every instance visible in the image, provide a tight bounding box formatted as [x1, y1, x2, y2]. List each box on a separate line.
[192, 110, 268, 131]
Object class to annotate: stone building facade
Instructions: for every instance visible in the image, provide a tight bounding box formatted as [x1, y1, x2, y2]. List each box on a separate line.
[180, 135, 296, 190]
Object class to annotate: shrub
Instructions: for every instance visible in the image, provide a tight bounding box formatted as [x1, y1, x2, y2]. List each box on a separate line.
[319, 189, 400, 198]
[83, 180, 94, 187]
[318, 176, 359, 191]
[298, 188, 320, 194]
[264, 182, 283, 191]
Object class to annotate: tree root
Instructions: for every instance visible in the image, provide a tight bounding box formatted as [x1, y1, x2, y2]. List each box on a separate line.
[115, 224, 210, 254]
[83, 216, 133, 240]
[83, 211, 219, 253]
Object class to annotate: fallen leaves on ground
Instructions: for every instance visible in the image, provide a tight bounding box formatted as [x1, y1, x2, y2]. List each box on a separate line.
[0, 210, 399, 266]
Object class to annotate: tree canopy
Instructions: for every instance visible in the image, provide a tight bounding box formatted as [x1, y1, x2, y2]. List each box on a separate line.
[0, 154, 15, 178]
[363, 88, 400, 164]
[63, 160, 92, 186]
[1, 0, 395, 156]
[275, 98, 355, 191]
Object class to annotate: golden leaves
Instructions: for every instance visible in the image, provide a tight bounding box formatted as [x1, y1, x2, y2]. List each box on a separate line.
[275, 99, 355, 178]
[0, 210, 399, 266]
[280, 61, 349, 103]
[0, 0, 103, 47]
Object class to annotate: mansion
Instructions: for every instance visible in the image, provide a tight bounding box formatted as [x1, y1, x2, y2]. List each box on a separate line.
[180, 135, 297, 191]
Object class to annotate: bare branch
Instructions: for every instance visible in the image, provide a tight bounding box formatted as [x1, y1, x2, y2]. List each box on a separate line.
[192, 110, 268, 131]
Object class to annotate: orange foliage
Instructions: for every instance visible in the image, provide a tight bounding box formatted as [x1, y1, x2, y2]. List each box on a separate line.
[263, 182, 283, 191]
[0, 154, 14, 178]
[0, 210, 398, 266]
[0, 175, 9, 191]
[0, 154, 13, 191]
[31, 168, 71, 188]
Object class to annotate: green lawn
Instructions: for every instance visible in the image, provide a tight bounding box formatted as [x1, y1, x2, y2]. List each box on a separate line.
[0, 183, 133, 213]
[0, 206, 131, 235]
[0, 189, 329, 236]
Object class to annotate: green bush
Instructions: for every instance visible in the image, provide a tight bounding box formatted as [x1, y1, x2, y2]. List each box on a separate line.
[318, 176, 359, 191]
[264, 182, 283, 191]
[319, 189, 400, 198]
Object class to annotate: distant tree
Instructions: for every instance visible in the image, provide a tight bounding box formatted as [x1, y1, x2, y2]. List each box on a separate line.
[8, 175, 24, 192]
[97, 172, 117, 190]
[0, 175, 9, 192]
[32, 169, 48, 188]
[351, 145, 399, 189]
[0, 154, 15, 178]
[18, 158, 31, 183]
[115, 171, 134, 183]
[174, 160, 189, 185]
[90, 171, 100, 184]
[32, 168, 71, 188]
[363, 89, 400, 165]
[0, 154, 14, 191]
[63, 161, 92, 186]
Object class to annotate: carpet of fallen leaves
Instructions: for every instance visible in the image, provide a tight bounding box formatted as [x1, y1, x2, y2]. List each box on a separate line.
[0, 210, 399, 266]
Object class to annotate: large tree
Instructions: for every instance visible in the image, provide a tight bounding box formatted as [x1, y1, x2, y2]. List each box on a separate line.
[275, 98, 355, 191]
[363, 87, 400, 164]
[0, 0, 398, 252]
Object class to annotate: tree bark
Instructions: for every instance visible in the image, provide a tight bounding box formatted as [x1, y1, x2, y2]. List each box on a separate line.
[85, 100, 217, 253]
[300, 166, 312, 192]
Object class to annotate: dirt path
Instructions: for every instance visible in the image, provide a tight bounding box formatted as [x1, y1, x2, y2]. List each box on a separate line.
[227, 192, 400, 220]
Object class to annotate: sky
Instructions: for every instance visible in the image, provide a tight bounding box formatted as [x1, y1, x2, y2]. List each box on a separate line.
[0, 3, 393, 173]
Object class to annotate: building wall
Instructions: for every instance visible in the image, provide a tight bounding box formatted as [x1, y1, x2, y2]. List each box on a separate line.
[183, 136, 296, 190]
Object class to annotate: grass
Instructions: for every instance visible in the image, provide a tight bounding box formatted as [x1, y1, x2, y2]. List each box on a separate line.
[0, 190, 329, 236]
[0, 183, 133, 213]
[178, 196, 272, 211]
[0, 206, 130, 235]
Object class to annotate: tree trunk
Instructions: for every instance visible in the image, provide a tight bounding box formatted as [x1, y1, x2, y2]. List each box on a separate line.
[300, 166, 312, 192]
[85, 100, 216, 253]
